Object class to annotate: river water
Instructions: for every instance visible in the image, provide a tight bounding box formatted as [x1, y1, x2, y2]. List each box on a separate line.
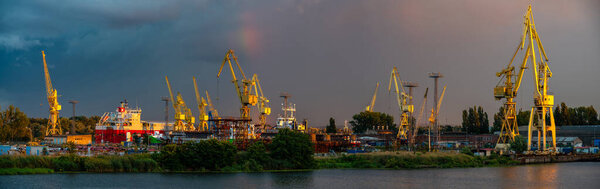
[1, 162, 599, 189]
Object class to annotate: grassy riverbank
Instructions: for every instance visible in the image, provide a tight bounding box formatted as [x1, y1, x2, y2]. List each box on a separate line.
[0, 168, 54, 175]
[317, 151, 519, 169]
[0, 151, 519, 175]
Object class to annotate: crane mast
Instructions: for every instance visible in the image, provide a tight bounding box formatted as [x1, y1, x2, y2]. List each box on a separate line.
[388, 67, 413, 140]
[165, 76, 185, 132]
[193, 77, 209, 131]
[365, 82, 379, 112]
[42, 51, 62, 136]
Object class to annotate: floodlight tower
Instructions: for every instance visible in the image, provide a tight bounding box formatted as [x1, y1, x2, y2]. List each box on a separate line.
[161, 96, 170, 131]
[403, 82, 418, 139]
[428, 72, 443, 147]
[69, 100, 79, 134]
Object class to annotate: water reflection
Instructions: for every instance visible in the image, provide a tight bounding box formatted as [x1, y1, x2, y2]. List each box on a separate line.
[270, 171, 314, 188]
[0, 162, 598, 189]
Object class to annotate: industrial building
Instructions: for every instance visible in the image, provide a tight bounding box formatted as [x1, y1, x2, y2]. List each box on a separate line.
[519, 125, 600, 146]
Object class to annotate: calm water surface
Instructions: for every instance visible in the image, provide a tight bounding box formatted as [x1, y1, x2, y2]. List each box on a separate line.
[1, 162, 599, 189]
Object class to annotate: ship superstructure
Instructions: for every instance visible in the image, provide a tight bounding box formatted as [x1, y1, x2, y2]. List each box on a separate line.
[95, 100, 168, 144]
[275, 93, 305, 131]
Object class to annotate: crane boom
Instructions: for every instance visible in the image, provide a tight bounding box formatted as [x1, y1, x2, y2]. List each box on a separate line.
[366, 82, 379, 112]
[42, 51, 62, 136]
[165, 76, 184, 131]
[193, 77, 208, 131]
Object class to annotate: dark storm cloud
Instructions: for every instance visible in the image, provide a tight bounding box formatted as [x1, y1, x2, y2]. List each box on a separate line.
[0, 0, 598, 126]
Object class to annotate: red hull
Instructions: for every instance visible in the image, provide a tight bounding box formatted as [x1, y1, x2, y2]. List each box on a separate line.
[95, 129, 164, 144]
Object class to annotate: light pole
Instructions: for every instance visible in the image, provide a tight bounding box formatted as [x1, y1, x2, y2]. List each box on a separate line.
[68, 100, 79, 134]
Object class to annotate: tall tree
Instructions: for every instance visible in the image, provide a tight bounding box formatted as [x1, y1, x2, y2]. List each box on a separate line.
[326, 117, 337, 133]
[0, 105, 31, 142]
[492, 106, 505, 132]
[461, 106, 489, 134]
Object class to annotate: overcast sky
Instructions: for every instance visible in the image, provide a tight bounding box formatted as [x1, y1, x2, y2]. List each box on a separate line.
[0, 0, 598, 127]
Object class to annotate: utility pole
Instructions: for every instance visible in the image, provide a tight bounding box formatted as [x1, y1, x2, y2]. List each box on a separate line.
[429, 72, 443, 150]
[68, 100, 79, 135]
[161, 97, 170, 131]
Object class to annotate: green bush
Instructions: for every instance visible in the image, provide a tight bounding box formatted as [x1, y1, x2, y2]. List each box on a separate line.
[269, 129, 315, 169]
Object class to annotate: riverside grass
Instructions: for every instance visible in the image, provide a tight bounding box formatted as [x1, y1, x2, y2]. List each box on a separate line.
[0, 154, 159, 174]
[316, 151, 519, 169]
[0, 168, 54, 175]
[1, 151, 518, 175]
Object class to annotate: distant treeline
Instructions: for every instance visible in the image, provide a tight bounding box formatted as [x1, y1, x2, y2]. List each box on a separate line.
[492, 102, 599, 132]
[0, 105, 99, 143]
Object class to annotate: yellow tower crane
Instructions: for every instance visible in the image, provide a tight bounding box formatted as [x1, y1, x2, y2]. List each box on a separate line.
[42, 51, 62, 136]
[388, 67, 413, 140]
[165, 76, 185, 132]
[251, 74, 271, 128]
[193, 77, 209, 131]
[428, 85, 446, 152]
[365, 82, 379, 112]
[217, 49, 257, 120]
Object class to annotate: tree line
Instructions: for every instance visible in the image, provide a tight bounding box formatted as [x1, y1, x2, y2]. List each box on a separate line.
[0, 105, 99, 143]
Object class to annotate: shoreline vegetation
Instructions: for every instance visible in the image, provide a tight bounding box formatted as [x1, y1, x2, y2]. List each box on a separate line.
[0, 151, 520, 175]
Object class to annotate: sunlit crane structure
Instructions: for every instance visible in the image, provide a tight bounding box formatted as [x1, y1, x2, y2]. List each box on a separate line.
[496, 5, 557, 153]
[177, 93, 195, 131]
[42, 51, 62, 136]
[251, 74, 271, 128]
[217, 49, 257, 120]
[428, 85, 446, 151]
[165, 76, 185, 132]
[365, 82, 379, 112]
[524, 5, 556, 153]
[388, 67, 413, 140]
[410, 88, 428, 149]
[193, 77, 209, 131]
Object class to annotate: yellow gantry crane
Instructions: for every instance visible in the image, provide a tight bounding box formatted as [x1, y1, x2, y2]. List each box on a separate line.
[193, 77, 209, 131]
[217, 49, 257, 120]
[42, 51, 62, 136]
[497, 5, 556, 153]
[388, 67, 413, 140]
[251, 74, 271, 127]
[365, 82, 379, 112]
[165, 76, 185, 132]
[524, 5, 556, 153]
[428, 85, 446, 152]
